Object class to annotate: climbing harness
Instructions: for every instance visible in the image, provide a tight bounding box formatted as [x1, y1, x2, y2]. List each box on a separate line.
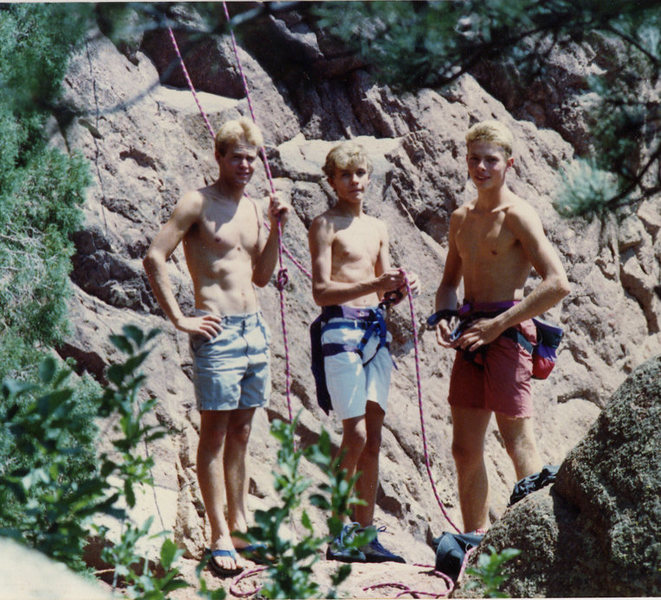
[310, 302, 395, 415]
[428, 302, 564, 380]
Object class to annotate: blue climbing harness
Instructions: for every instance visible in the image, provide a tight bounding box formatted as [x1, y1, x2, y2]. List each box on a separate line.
[310, 299, 397, 415]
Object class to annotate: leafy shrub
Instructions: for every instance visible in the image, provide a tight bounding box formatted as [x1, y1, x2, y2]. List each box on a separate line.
[0, 4, 93, 381]
[0, 326, 168, 571]
[239, 415, 374, 599]
[465, 545, 521, 598]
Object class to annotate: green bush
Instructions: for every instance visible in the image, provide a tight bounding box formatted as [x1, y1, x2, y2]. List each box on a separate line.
[0, 325, 227, 599]
[0, 7, 98, 550]
[0, 4, 93, 380]
[238, 415, 374, 599]
[465, 545, 521, 598]
[0, 326, 168, 572]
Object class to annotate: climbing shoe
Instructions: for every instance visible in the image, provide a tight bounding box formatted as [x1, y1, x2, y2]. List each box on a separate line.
[360, 527, 406, 563]
[326, 522, 366, 563]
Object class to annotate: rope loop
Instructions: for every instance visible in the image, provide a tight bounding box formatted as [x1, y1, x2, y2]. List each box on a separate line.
[276, 267, 289, 291]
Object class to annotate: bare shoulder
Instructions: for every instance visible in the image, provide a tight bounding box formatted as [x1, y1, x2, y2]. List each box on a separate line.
[177, 188, 205, 216]
[504, 194, 545, 236]
[505, 194, 542, 222]
[365, 213, 388, 239]
[452, 202, 471, 219]
[309, 210, 336, 239]
[449, 202, 470, 227]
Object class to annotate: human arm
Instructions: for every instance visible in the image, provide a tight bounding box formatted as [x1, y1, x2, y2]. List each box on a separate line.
[434, 213, 463, 347]
[458, 204, 570, 352]
[374, 225, 422, 303]
[309, 216, 405, 306]
[252, 192, 291, 287]
[143, 192, 222, 338]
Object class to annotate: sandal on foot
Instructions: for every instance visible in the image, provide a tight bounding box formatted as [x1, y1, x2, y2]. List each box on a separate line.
[206, 548, 244, 578]
[236, 542, 272, 564]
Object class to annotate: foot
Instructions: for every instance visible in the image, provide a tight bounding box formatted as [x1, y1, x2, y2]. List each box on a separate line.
[206, 541, 245, 577]
[359, 531, 406, 564]
[326, 522, 366, 563]
[236, 542, 272, 564]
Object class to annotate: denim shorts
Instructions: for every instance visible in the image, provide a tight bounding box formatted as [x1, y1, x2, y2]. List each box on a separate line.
[321, 307, 393, 421]
[190, 311, 271, 411]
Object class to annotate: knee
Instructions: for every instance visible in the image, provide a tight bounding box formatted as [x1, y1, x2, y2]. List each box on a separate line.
[227, 421, 252, 447]
[363, 429, 382, 457]
[452, 440, 483, 469]
[503, 432, 536, 460]
[342, 425, 367, 456]
[198, 424, 227, 454]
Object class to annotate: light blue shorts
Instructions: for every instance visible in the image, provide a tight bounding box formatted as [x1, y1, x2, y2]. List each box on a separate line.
[321, 310, 393, 421]
[190, 311, 271, 411]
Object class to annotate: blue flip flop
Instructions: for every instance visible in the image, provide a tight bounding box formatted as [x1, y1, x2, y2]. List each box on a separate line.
[236, 542, 271, 564]
[206, 548, 244, 577]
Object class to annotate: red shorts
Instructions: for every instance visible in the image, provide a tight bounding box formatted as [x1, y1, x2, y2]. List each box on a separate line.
[448, 319, 537, 418]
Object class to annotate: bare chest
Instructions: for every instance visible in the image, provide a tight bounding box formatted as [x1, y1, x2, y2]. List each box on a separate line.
[332, 221, 381, 265]
[189, 199, 260, 257]
[456, 211, 518, 264]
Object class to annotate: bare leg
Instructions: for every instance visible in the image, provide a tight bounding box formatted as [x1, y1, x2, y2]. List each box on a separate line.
[224, 407, 256, 548]
[197, 410, 243, 571]
[450, 406, 492, 533]
[495, 414, 543, 480]
[336, 413, 367, 520]
[353, 401, 385, 527]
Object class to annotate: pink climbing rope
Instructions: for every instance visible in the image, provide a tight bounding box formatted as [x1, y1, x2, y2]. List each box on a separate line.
[167, 23, 311, 279]
[220, 0, 294, 425]
[169, 12, 469, 580]
[404, 273, 462, 534]
[229, 566, 266, 597]
[167, 27, 216, 139]
[220, 2, 312, 280]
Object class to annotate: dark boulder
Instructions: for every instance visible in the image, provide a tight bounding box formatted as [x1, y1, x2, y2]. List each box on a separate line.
[454, 355, 661, 597]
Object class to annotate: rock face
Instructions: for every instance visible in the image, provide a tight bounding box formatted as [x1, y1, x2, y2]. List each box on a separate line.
[0, 538, 113, 600]
[453, 355, 661, 597]
[48, 7, 660, 591]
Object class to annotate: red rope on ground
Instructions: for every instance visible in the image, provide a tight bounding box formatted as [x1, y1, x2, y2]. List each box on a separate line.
[229, 566, 266, 597]
[456, 545, 477, 582]
[404, 274, 462, 534]
[412, 564, 455, 590]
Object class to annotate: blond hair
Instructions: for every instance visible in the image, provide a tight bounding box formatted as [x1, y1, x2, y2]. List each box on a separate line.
[214, 118, 263, 156]
[323, 141, 373, 178]
[465, 120, 514, 158]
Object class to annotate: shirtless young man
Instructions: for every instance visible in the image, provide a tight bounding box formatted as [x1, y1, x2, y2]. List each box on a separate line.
[433, 120, 570, 533]
[143, 118, 290, 576]
[308, 141, 420, 563]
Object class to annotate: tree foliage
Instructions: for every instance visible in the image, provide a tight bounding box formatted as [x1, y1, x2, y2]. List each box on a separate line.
[0, 3, 100, 574]
[95, 1, 658, 218]
[312, 0, 660, 218]
[0, 4, 94, 380]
